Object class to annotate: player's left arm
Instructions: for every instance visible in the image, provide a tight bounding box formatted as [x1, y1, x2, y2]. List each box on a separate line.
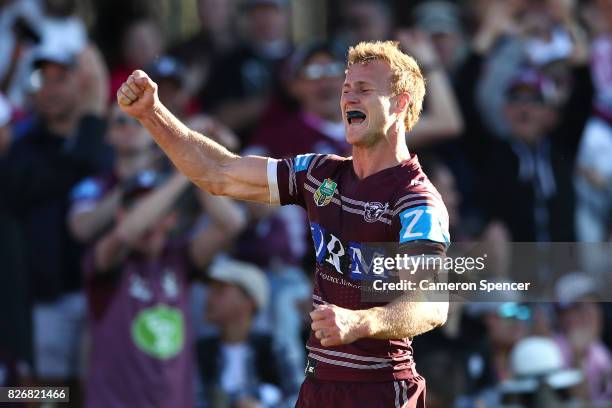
[311, 196, 450, 347]
[311, 249, 448, 347]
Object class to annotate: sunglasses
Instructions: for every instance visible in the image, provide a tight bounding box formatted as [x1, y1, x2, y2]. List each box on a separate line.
[498, 302, 531, 321]
[301, 62, 345, 80]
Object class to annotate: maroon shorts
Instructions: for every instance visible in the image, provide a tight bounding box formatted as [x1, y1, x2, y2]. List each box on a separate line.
[296, 375, 427, 408]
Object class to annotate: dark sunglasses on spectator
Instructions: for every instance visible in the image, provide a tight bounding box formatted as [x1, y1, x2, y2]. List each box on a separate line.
[498, 302, 531, 321]
[301, 62, 345, 80]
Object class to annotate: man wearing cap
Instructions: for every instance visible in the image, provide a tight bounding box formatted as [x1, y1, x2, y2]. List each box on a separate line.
[198, 258, 298, 407]
[0, 44, 110, 395]
[249, 42, 350, 158]
[482, 68, 575, 242]
[83, 169, 246, 408]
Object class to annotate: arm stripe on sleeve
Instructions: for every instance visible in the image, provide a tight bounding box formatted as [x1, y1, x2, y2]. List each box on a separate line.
[267, 158, 280, 205]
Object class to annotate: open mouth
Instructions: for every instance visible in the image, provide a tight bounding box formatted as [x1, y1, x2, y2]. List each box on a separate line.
[346, 110, 366, 125]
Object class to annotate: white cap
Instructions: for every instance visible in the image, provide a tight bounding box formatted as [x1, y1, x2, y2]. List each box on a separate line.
[499, 337, 583, 394]
[0, 93, 11, 128]
[208, 257, 269, 311]
[555, 272, 597, 307]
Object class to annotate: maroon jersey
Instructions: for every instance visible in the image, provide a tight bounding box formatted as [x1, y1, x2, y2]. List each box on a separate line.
[268, 153, 450, 382]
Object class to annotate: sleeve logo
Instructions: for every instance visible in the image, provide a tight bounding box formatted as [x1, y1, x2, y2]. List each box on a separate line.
[313, 178, 337, 207]
[399, 205, 450, 244]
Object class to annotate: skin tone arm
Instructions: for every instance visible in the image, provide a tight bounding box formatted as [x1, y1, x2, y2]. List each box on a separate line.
[310, 264, 449, 347]
[116, 70, 270, 203]
[94, 172, 190, 271]
[397, 30, 464, 147]
[68, 187, 122, 243]
[188, 189, 248, 269]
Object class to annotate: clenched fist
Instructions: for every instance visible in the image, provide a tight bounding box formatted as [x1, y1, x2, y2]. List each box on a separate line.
[310, 304, 368, 347]
[117, 70, 159, 119]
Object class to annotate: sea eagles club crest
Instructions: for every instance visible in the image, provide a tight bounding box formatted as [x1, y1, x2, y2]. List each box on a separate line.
[313, 178, 337, 207]
[364, 201, 388, 223]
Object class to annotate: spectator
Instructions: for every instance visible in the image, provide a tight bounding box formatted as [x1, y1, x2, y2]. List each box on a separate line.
[201, 0, 292, 146]
[0, 44, 110, 402]
[0, 0, 87, 109]
[554, 272, 612, 404]
[198, 257, 299, 408]
[68, 104, 159, 244]
[109, 17, 164, 100]
[413, 0, 467, 77]
[470, 302, 532, 401]
[170, 0, 238, 99]
[498, 336, 585, 408]
[249, 42, 349, 158]
[334, 0, 394, 44]
[84, 170, 246, 408]
[482, 69, 575, 242]
[473, 0, 590, 139]
[396, 30, 464, 148]
[147, 55, 195, 119]
[575, 0, 612, 245]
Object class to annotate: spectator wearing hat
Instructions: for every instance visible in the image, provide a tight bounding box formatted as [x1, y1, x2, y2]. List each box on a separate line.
[248, 42, 349, 158]
[553, 272, 612, 404]
[83, 169, 246, 408]
[197, 257, 299, 408]
[0, 43, 110, 397]
[498, 336, 585, 408]
[481, 69, 576, 242]
[146, 55, 199, 120]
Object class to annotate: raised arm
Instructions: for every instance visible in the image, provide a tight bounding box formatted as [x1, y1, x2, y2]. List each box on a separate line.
[116, 70, 271, 203]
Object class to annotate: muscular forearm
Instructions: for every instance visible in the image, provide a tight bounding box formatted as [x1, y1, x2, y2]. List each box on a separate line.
[118, 71, 271, 203]
[357, 296, 448, 339]
[138, 103, 238, 194]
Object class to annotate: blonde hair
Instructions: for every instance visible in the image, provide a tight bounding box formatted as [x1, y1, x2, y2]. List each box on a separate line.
[347, 41, 425, 131]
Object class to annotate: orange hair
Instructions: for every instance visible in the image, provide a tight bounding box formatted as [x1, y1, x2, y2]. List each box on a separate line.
[347, 41, 425, 131]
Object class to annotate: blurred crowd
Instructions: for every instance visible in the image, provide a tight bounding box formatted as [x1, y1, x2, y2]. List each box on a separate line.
[0, 0, 612, 407]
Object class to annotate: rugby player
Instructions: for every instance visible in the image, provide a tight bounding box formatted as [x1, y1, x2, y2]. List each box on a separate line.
[117, 40, 450, 407]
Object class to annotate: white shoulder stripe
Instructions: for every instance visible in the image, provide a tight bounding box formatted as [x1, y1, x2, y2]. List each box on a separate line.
[267, 159, 280, 205]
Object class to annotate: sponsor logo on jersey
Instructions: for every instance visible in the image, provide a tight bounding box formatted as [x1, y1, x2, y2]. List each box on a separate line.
[363, 201, 388, 223]
[313, 178, 337, 207]
[310, 222, 387, 280]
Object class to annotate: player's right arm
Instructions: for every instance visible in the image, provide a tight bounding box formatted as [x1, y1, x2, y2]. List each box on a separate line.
[117, 70, 271, 203]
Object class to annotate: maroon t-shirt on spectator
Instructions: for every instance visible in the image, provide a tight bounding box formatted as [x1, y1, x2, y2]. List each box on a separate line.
[83, 245, 195, 408]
